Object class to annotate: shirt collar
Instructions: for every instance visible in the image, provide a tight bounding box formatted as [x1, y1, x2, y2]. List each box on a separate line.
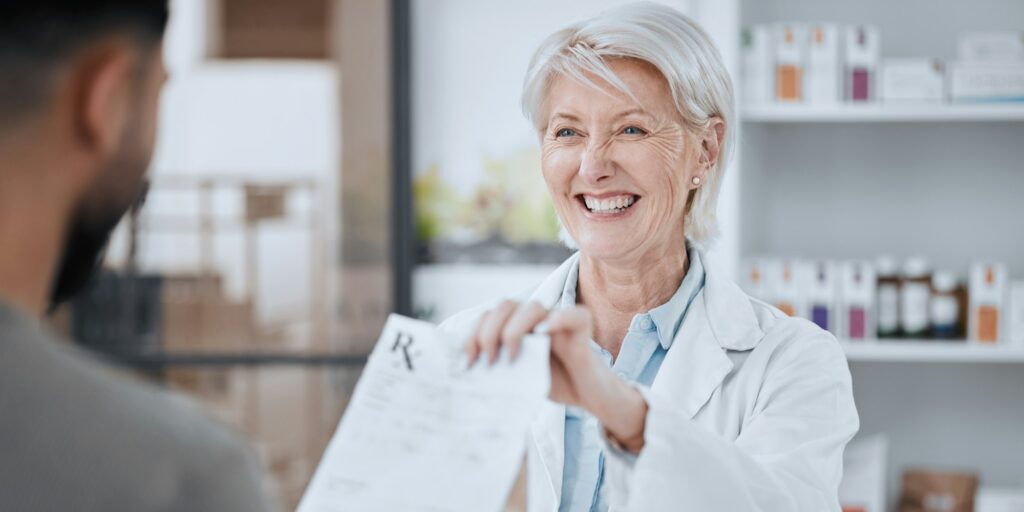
[555, 244, 707, 350]
[649, 246, 705, 349]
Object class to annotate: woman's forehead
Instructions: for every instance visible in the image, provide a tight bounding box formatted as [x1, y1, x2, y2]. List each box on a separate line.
[545, 59, 674, 119]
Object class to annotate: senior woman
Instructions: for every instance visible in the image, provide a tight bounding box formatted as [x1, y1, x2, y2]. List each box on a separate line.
[442, 3, 859, 511]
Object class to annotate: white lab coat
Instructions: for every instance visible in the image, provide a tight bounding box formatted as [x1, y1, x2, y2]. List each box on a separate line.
[439, 249, 859, 512]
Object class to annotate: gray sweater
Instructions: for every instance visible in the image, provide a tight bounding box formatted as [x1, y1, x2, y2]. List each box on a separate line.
[0, 303, 277, 511]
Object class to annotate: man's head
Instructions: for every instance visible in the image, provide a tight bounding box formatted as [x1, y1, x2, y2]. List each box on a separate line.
[0, 0, 168, 308]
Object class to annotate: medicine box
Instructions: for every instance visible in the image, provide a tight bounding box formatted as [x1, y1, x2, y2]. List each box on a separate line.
[767, 259, 805, 318]
[968, 262, 1007, 344]
[806, 24, 841, 104]
[775, 24, 807, 102]
[740, 257, 771, 303]
[949, 62, 1024, 102]
[840, 261, 876, 341]
[806, 261, 839, 335]
[958, 31, 1024, 62]
[1009, 281, 1024, 347]
[844, 25, 881, 102]
[742, 25, 774, 105]
[881, 58, 945, 102]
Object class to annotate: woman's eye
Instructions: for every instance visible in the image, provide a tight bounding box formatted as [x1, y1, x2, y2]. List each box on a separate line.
[622, 126, 646, 136]
[556, 128, 577, 138]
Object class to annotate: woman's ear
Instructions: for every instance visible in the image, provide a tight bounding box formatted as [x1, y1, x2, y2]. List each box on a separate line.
[700, 116, 725, 172]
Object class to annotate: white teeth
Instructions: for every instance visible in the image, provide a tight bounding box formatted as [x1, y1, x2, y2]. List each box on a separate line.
[582, 195, 636, 213]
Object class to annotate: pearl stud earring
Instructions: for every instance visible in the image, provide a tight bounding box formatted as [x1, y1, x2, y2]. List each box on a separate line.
[691, 176, 701, 186]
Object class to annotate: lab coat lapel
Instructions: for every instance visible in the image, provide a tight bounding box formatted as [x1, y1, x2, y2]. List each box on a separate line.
[528, 401, 565, 509]
[653, 249, 764, 418]
[523, 253, 578, 508]
[653, 292, 734, 418]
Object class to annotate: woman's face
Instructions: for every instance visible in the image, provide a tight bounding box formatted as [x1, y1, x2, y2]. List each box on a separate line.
[541, 59, 702, 263]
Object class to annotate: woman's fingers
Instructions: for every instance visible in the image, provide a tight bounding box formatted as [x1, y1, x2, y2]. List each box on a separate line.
[500, 301, 549, 361]
[464, 301, 552, 366]
[546, 306, 594, 358]
[477, 300, 519, 365]
[463, 310, 490, 366]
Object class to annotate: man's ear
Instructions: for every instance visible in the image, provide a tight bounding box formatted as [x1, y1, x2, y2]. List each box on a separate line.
[70, 44, 136, 157]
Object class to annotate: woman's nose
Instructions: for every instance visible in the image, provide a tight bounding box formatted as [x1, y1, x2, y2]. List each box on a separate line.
[578, 144, 616, 185]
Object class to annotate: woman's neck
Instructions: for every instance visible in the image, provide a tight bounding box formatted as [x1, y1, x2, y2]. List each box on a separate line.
[576, 240, 689, 357]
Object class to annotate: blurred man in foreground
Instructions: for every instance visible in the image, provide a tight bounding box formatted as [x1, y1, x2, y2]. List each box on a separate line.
[0, 1, 276, 509]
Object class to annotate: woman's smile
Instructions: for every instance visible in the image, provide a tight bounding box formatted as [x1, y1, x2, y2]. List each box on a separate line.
[576, 193, 641, 219]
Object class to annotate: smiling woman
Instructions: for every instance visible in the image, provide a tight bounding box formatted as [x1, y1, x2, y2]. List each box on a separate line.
[540, 58, 709, 265]
[441, 2, 859, 512]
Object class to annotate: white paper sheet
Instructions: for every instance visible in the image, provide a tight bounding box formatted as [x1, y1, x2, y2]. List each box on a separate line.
[298, 314, 550, 512]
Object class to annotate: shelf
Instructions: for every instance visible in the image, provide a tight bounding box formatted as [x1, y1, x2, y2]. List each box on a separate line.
[842, 340, 1024, 363]
[741, 102, 1024, 122]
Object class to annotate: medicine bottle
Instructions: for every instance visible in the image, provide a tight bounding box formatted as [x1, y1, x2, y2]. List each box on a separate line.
[901, 257, 931, 339]
[876, 257, 900, 339]
[930, 272, 960, 340]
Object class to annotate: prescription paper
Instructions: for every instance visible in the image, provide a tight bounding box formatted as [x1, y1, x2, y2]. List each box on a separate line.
[298, 314, 550, 512]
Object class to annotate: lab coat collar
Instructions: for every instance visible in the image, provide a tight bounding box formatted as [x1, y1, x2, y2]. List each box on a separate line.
[697, 248, 764, 351]
[523, 247, 765, 507]
[529, 248, 763, 352]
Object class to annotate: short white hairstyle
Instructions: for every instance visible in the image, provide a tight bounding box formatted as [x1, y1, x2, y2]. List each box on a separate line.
[522, 1, 735, 247]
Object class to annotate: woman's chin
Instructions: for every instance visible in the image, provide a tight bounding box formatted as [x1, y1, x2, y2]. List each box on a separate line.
[576, 235, 641, 262]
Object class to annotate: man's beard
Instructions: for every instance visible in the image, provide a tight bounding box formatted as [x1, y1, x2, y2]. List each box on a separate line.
[48, 141, 150, 310]
[47, 207, 124, 310]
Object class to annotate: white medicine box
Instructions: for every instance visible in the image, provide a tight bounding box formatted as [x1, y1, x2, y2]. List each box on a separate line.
[805, 261, 840, 336]
[844, 25, 881, 101]
[742, 25, 774, 105]
[806, 24, 841, 104]
[840, 261, 876, 341]
[740, 257, 771, 303]
[881, 59, 946, 102]
[958, 31, 1024, 62]
[968, 262, 1008, 344]
[1010, 281, 1024, 348]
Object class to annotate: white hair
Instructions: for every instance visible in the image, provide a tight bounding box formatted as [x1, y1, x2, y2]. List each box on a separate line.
[521, 1, 735, 248]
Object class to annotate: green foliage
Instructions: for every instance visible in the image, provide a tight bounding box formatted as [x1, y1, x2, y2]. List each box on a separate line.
[414, 148, 561, 244]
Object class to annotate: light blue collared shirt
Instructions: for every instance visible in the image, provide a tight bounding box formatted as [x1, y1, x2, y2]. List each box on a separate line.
[557, 246, 706, 512]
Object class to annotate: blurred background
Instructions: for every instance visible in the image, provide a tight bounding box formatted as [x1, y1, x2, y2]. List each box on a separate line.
[42, 0, 1024, 510]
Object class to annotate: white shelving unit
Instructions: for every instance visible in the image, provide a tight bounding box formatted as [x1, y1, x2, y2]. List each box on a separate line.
[842, 340, 1024, 363]
[742, 102, 1024, 123]
[729, 0, 1024, 509]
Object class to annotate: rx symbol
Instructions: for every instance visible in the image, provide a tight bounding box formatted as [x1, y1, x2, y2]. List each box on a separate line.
[391, 331, 416, 371]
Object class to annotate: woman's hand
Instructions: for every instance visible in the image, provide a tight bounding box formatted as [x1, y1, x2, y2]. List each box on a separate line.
[464, 300, 649, 452]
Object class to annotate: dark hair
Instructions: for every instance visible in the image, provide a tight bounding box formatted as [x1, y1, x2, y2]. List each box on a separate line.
[0, 0, 169, 126]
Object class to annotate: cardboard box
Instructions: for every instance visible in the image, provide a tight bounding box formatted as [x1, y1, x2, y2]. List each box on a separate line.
[899, 469, 978, 512]
[220, 0, 329, 59]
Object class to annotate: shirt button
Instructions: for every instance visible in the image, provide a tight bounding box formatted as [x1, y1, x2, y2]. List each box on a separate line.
[615, 370, 629, 380]
[639, 317, 653, 330]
